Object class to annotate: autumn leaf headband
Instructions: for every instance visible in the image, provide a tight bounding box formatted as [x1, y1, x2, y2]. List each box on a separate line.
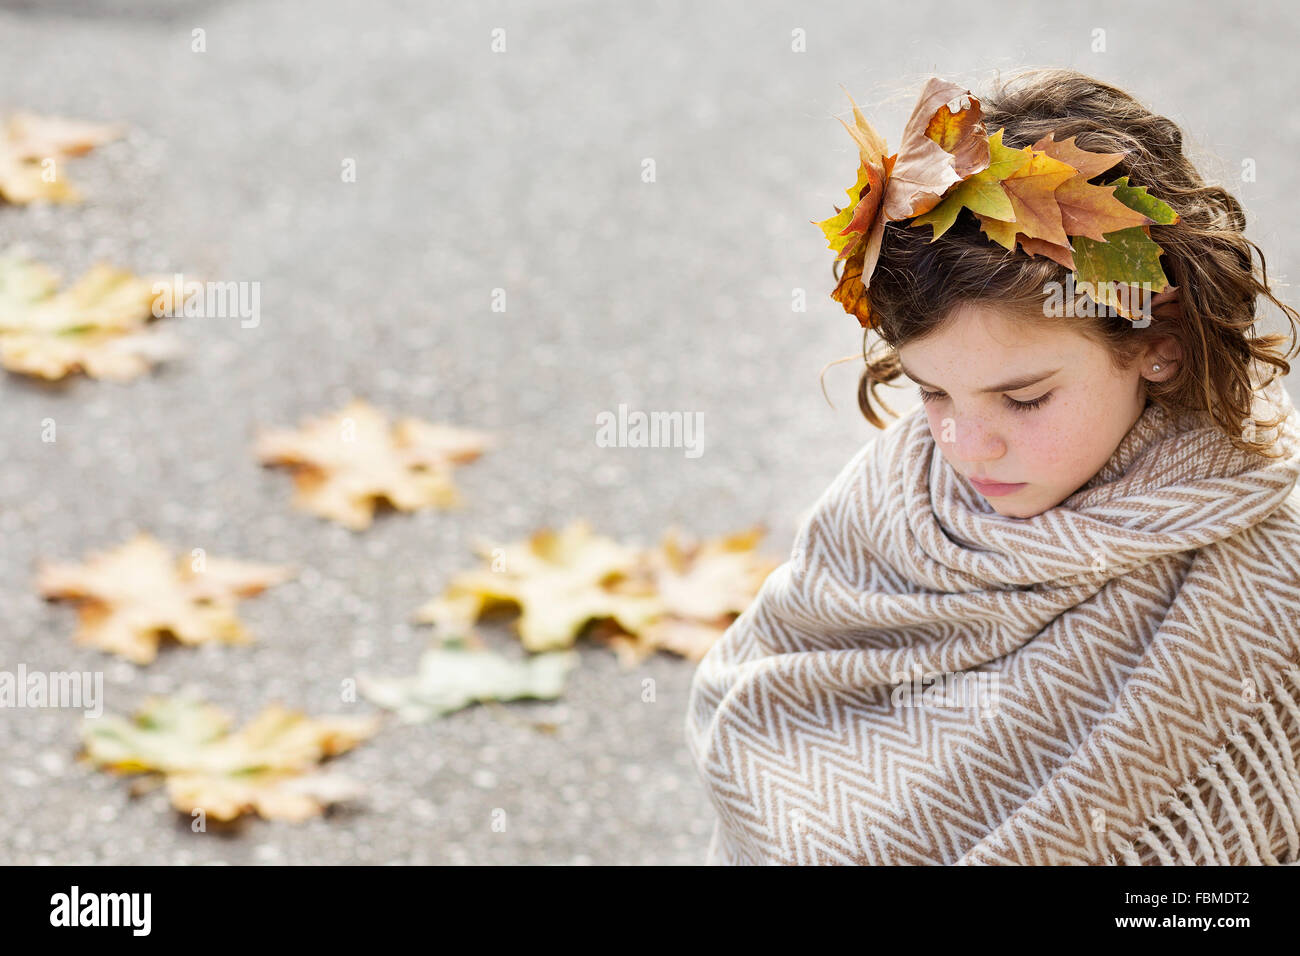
[815, 76, 1182, 330]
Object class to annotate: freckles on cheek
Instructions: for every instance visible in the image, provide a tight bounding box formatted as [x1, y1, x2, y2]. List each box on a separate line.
[1022, 430, 1069, 473]
[1031, 399, 1092, 473]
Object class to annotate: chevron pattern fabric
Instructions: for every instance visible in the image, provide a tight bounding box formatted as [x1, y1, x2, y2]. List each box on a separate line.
[685, 372, 1300, 865]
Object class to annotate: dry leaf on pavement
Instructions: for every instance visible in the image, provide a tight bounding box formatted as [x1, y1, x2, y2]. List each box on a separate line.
[0, 251, 178, 381]
[255, 399, 492, 530]
[359, 637, 578, 723]
[0, 112, 124, 204]
[414, 520, 778, 664]
[37, 533, 295, 664]
[595, 526, 780, 666]
[82, 695, 381, 822]
[414, 519, 664, 652]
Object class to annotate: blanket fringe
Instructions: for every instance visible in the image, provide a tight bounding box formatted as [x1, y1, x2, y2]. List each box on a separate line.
[1105, 666, 1300, 865]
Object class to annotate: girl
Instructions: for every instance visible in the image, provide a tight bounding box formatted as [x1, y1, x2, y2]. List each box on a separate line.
[685, 67, 1300, 865]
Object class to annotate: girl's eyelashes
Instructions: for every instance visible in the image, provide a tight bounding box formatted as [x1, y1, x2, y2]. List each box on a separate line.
[1007, 391, 1054, 412]
[916, 386, 1055, 413]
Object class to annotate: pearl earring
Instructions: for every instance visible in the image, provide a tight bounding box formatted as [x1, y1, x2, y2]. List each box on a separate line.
[1152, 364, 1162, 372]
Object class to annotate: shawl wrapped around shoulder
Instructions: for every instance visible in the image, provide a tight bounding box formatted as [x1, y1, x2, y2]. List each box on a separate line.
[686, 374, 1300, 865]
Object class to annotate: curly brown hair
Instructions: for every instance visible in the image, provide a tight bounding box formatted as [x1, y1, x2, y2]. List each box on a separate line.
[823, 67, 1299, 459]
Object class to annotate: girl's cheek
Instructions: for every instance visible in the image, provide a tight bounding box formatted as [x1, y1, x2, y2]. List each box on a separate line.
[925, 407, 951, 444]
[1033, 397, 1088, 463]
[1020, 414, 1075, 473]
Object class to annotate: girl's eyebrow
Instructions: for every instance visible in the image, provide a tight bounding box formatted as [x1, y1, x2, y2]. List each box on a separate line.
[899, 364, 1062, 393]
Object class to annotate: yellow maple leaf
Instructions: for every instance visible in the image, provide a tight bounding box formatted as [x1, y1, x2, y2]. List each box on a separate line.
[414, 519, 663, 652]
[82, 695, 381, 822]
[0, 112, 123, 204]
[976, 147, 1079, 249]
[977, 131, 1152, 257]
[815, 160, 877, 258]
[37, 533, 295, 664]
[415, 520, 778, 664]
[595, 526, 780, 666]
[255, 399, 492, 530]
[0, 252, 176, 380]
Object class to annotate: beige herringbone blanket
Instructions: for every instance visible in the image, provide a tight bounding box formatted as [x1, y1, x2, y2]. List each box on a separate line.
[686, 374, 1300, 865]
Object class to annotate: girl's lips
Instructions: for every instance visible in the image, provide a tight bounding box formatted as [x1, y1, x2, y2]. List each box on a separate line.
[969, 477, 1027, 497]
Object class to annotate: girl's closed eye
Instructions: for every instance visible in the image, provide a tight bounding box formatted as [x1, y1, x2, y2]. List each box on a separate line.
[916, 386, 1055, 412]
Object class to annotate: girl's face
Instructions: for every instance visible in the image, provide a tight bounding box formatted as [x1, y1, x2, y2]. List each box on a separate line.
[897, 302, 1180, 518]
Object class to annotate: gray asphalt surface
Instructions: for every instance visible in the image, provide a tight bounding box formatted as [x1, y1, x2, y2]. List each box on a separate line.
[2, 0, 1298, 864]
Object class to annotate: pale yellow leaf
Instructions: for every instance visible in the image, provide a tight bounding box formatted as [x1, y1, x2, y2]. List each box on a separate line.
[0, 252, 172, 380]
[256, 399, 492, 530]
[37, 533, 295, 664]
[83, 695, 380, 822]
[0, 112, 123, 204]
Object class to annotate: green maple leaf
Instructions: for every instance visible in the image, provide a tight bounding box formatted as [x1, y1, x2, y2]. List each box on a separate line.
[1105, 175, 1180, 225]
[1072, 227, 1170, 286]
[1072, 176, 1180, 297]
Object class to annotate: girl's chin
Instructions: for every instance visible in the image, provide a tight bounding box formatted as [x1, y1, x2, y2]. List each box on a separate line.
[988, 492, 1050, 518]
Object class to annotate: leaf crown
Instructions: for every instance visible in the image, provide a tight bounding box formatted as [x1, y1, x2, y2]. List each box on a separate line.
[814, 76, 1183, 330]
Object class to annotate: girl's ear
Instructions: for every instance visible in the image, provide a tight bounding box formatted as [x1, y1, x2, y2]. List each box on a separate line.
[1141, 335, 1183, 382]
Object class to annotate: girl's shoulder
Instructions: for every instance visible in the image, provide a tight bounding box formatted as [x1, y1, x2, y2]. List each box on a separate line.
[1211, 480, 1300, 574]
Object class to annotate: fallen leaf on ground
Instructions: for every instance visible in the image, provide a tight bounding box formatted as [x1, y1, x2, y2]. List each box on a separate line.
[359, 637, 578, 723]
[595, 526, 780, 666]
[82, 695, 380, 822]
[255, 399, 492, 530]
[37, 533, 295, 664]
[414, 519, 664, 652]
[414, 520, 778, 665]
[0, 251, 178, 380]
[0, 112, 123, 204]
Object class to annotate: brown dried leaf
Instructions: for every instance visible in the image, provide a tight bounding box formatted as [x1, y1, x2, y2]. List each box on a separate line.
[0, 253, 175, 381]
[417, 520, 778, 666]
[414, 519, 661, 652]
[596, 526, 779, 666]
[819, 79, 987, 326]
[1030, 132, 1125, 181]
[881, 77, 989, 222]
[0, 113, 123, 204]
[980, 149, 1078, 247]
[256, 399, 492, 530]
[83, 695, 380, 822]
[37, 533, 295, 664]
